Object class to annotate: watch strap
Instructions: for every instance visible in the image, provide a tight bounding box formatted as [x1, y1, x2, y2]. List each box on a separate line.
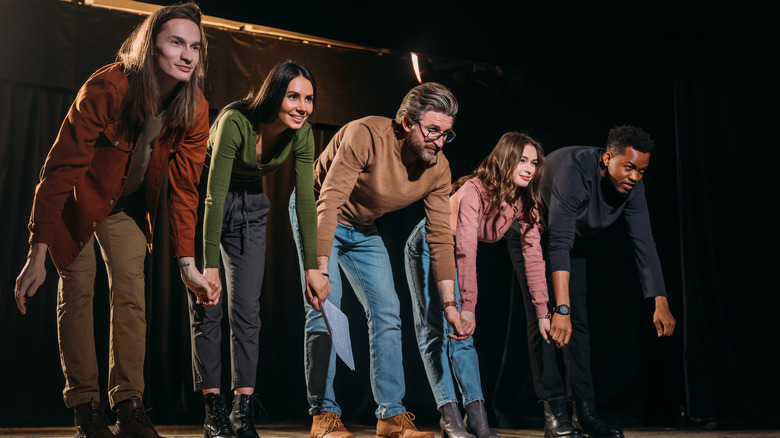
[441, 301, 458, 311]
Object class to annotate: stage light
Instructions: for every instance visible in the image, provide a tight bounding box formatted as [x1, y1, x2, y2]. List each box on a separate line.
[411, 53, 423, 84]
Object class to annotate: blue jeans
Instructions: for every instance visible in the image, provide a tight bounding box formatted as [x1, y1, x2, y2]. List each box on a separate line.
[403, 218, 484, 408]
[289, 192, 407, 419]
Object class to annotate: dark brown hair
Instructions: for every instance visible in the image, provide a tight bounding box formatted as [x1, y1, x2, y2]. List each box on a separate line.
[453, 132, 545, 240]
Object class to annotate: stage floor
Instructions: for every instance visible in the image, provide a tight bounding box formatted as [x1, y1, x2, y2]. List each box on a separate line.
[1, 425, 779, 438]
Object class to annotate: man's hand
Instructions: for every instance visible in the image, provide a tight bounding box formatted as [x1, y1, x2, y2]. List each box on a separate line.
[549, 313, 572, 348]
[653, 296, 675, 337]
[444, 307, 469, 340]
[305, 269, 330, 312]
[180, 258, 218, 305]
[538, 317, 551, 343]
[14, 243, 49, 315]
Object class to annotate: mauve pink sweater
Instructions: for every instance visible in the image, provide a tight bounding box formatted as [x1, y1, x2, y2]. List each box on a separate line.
[452, 179, 548, 314]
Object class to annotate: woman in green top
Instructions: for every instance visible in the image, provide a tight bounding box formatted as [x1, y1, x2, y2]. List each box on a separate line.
[190, 61, 328, 438]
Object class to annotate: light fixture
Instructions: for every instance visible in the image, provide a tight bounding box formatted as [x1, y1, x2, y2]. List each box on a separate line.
[411, 53, 423, 84]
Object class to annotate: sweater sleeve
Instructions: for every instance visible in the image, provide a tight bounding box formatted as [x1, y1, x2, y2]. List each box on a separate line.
[545, 168, 588, 273]
[203, 110, 244, 268]
[167, 91, 209, 259]
[293, 124, 318, 270]
[454, 181, 481, 312]
[424, 163, 456, 284]
[316, 122, 371, 258]
[518, 215, 550, 315]
[624, 183, 668, 298]
[29, 77, 118, 246]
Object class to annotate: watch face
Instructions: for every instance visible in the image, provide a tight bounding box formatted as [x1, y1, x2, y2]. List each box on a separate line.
[556, 304, 571, 315]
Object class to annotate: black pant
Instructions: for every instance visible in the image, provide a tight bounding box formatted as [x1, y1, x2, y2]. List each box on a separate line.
[505, 224, 596, 402]
[188, 187, 271, 391]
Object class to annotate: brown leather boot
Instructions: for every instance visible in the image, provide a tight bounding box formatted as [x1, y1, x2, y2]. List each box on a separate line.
[376, 412, 434, 438]
[114, 397, 162, 438]
[310, 412, 355, 438]
[74, 399, 114, 438]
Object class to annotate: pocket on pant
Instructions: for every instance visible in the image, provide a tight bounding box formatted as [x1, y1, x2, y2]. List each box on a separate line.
[246, 193, 271, 225]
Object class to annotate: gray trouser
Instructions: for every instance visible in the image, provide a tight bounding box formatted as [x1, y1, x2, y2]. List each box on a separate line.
[189, 187, 270, 390]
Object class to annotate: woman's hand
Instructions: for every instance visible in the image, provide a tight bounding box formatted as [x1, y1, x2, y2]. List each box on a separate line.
[538, 317, 551, 343]
[444, 307, 470, 340]
[199, 267, 222, 305]
[460, 310, 476, 337]
[305, 269, 330, 312]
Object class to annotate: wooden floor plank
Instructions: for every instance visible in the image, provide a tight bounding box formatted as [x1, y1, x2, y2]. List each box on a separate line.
[1, 425, 779, 438]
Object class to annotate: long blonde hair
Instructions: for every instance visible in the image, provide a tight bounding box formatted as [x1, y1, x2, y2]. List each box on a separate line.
[116, 3, 207, 135]
[453, 132, 545, 240]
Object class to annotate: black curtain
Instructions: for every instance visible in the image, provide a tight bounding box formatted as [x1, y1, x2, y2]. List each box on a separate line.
[1, 80, 79, 425]
[673, 26, 779, 427]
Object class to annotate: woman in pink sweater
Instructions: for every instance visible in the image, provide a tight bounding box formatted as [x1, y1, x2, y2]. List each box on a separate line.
[404, 132, 549, 438]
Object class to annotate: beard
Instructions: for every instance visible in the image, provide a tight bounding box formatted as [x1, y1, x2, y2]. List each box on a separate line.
[407, 135, 439, 162]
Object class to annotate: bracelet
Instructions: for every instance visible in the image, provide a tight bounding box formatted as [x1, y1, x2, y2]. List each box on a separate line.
[537, 312, 551, 320]
[441, 301, 458, 311]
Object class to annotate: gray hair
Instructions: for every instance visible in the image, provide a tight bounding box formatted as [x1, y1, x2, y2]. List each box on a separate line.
[394, 82, 458, 129]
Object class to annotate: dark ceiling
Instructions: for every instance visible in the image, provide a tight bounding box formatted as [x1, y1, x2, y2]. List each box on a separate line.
[141, 1, 764, 68]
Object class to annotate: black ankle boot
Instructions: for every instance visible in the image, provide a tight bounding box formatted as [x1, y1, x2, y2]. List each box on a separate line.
[543, 397, 583, 438]
[204, 393, 234, 438]
[230, 393, 260, 438]
[572, 400, 623, 438]
[439, 402, 475, 438]
[463, 400, 498, 438]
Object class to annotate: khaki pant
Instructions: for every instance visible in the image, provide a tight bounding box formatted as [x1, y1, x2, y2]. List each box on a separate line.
[57, 211, 147, 408]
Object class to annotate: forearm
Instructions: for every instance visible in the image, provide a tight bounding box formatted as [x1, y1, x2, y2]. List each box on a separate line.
[295, 184, 319, 270]
[654, 295, 670, 310]
[28, 242, 49, 262]
[178, 256, 197, 274]
[317, 255, 330, 275]
[551, 270, 571, 306]
[436, 279, 456, 304]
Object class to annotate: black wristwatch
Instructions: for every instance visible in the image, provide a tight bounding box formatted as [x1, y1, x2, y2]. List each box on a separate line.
[553, 304, 571, 316]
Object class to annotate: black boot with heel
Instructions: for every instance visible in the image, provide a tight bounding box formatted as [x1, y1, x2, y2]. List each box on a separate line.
[439, 402, 475, 438]
[204, 393, 233, 438]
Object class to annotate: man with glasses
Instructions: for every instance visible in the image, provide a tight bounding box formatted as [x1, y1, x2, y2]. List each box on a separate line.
[298, 82, 460, 438]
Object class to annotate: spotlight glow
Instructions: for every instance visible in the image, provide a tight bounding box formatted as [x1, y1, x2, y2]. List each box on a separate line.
[411, 53, 422, 84]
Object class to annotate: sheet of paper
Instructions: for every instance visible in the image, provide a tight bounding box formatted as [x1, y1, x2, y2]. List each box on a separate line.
[321, 299, 355, 371]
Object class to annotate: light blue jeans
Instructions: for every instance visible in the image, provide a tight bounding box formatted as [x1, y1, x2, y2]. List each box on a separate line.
[403, 218, 484, 408]
[289, 192, 407, 419]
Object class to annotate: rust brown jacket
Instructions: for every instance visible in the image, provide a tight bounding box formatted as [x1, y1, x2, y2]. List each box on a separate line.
[28, 63, 210, 272]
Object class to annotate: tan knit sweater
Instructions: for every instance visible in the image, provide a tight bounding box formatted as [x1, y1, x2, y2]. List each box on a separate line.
[314, 116, 456, 282]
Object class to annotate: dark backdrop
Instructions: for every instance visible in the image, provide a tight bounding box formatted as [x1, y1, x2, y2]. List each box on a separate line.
[1, 0, 777, 430]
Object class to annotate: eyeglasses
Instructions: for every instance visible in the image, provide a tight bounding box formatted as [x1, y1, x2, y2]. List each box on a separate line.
[417, 123, 457, 143]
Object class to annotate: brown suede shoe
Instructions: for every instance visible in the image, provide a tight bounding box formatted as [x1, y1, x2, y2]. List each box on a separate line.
[74, 399, 114, 438]
[376, 412, 433, 438]
[310, 412, 355, 438]
[114, 397, 162, 438]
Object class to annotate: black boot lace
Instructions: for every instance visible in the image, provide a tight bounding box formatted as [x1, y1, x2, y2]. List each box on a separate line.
[212, 395, 233, 434]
